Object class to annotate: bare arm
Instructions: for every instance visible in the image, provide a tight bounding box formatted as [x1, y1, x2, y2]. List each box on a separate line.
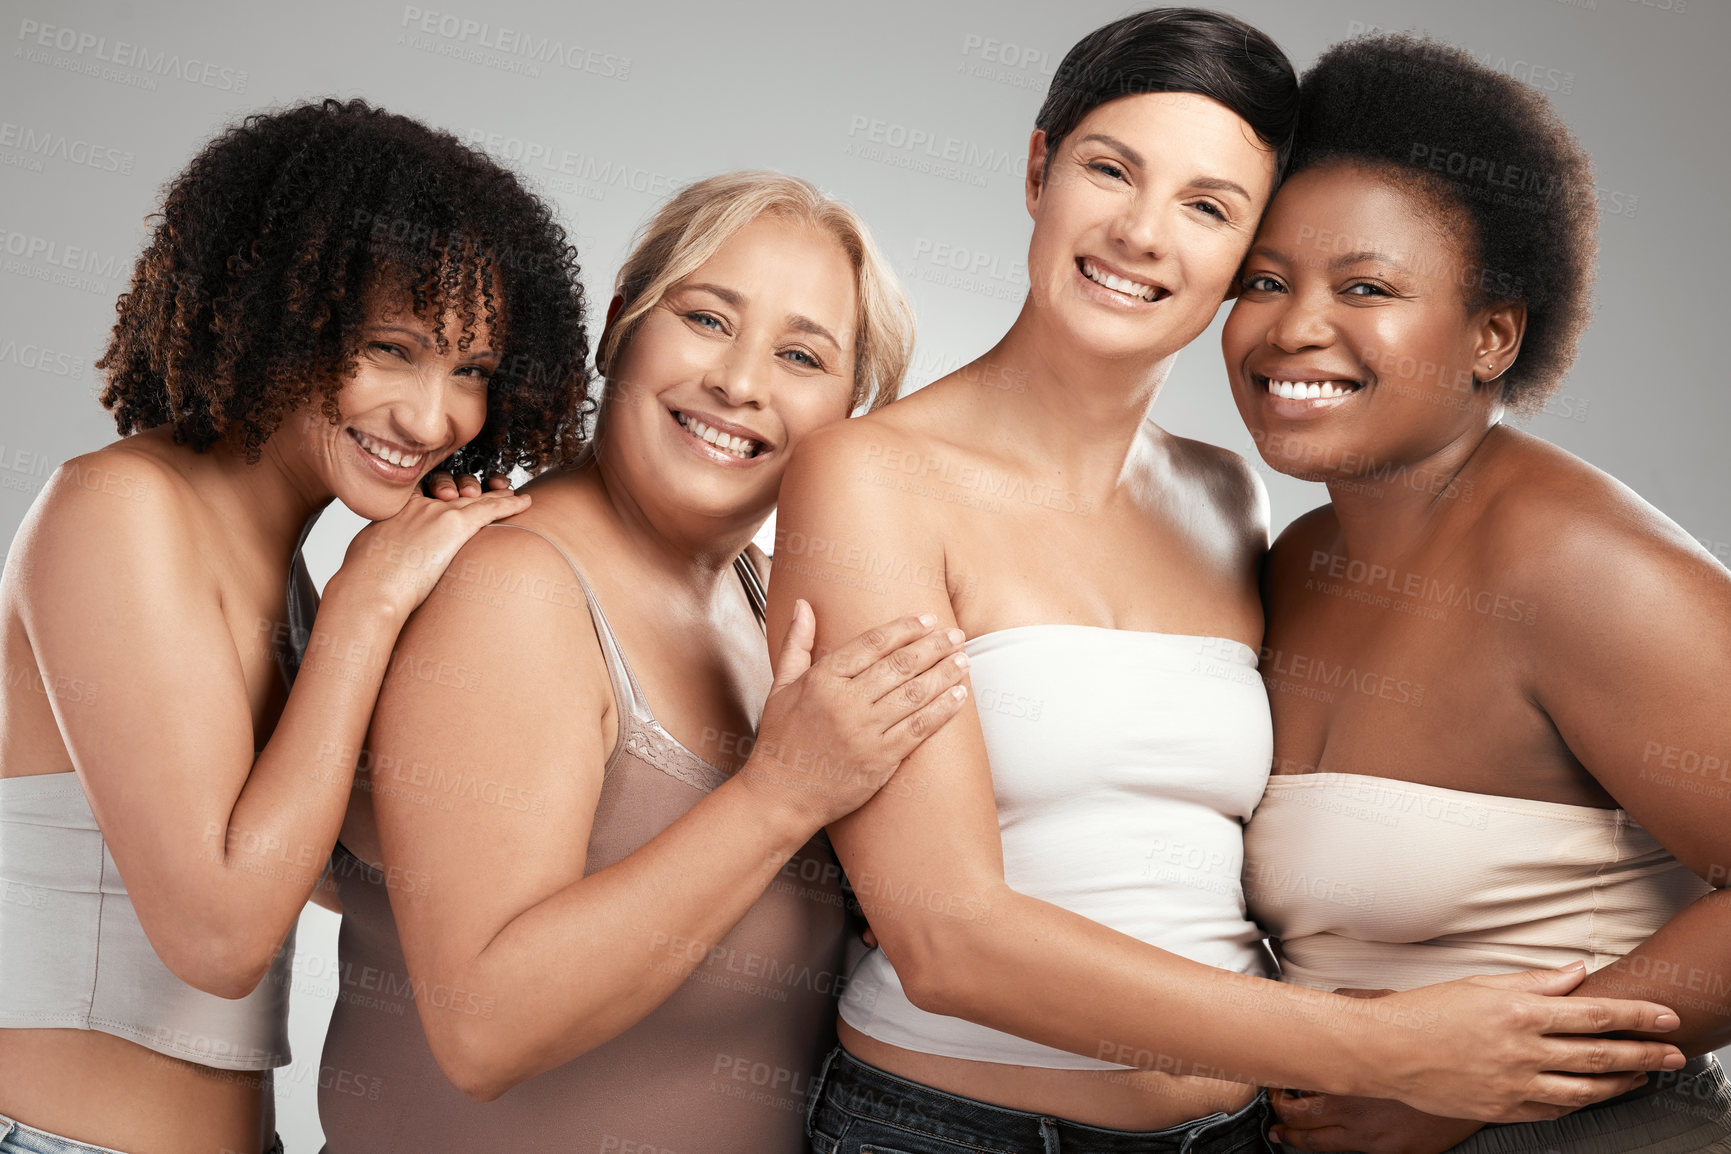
[766, 421, 1686, 1123]
[12, 451, 527, 996]
[1537, 516, 1731, 1051]
[369, 526, 969, 1101]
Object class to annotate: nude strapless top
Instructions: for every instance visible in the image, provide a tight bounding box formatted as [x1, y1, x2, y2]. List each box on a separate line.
[1242, 772, 1711, 992]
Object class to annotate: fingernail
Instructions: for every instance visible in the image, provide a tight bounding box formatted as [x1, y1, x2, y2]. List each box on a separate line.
[951, 686, 967, 700]
[918, 613, 937, 627]
[1663, 1051, 1687, 1069]
[952, 652, 969, 669]
[947, 628, 965, 645]
[1655, 1012, 1681, 1030]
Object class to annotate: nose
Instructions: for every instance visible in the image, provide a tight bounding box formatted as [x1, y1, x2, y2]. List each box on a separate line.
[705, 342, 770, 410]
[391, 368, 466, 451]
[1265, 285, 1335, 354]
[1110, 191, 1172, 261]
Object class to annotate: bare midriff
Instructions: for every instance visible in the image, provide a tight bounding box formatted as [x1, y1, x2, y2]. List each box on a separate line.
[838, 1020, 1256, 1130]
[0, 1029, 269, 1154]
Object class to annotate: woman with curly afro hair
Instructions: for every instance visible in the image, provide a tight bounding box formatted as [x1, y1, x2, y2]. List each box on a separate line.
[1230, 34, 1731, 1153]
[0, 98, 589, 1154]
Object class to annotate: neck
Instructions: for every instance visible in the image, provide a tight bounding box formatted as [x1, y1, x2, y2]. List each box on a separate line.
[1323, 416, 1503, 563]
[212, 431, 334, 568]
[587, 440, 761, 595]
[969, 298, 1177, 488]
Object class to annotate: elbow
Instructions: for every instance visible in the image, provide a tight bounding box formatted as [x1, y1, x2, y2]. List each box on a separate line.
[878, 917, 977, 1020]
[426, 1007, 522, 1103]
[160, 935, 278, 1001]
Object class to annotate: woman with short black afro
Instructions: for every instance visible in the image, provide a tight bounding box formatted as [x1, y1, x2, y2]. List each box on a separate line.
[1230, 34, 1731, 1153]
[0, 98, 587, 1154]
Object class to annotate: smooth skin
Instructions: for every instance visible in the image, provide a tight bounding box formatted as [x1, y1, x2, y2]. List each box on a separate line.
[0, 293, 534, 1154]
[340, 215, 970, 1103]
[768, 92, 1686, 1132]
[1227, 163, 1731, 1153]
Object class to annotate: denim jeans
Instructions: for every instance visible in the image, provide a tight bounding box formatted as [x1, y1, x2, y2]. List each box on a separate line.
[0, 1114, 284, 1154]
[806, 1047, 1273, 1154]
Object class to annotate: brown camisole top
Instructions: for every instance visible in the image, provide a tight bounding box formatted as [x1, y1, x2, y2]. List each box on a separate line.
[316, 524, 850, 1152]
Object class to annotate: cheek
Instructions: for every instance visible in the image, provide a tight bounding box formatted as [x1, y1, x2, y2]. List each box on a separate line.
[455, 389, 490, 443]
[778, 387, 854, 450]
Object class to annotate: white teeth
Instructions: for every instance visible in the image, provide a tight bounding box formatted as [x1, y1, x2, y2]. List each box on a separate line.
[354, 431, 424, 470]
[675, 412, 760, 459]
[1082, 259, 1160, 302]
[1264, 379, 1359, 402]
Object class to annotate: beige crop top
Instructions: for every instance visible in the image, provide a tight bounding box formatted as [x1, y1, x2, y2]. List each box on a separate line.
[1242, 772, 1711, 993]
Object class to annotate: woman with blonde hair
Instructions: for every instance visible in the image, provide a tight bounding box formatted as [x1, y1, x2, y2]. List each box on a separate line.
[315, 171, 971, 1151]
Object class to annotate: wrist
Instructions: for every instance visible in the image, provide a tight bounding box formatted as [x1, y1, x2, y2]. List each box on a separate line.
[318, 572, 411, 634]
[730, 755, 825, 850]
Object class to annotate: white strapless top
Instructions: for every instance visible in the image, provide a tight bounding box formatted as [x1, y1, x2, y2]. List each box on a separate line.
[1243, 772, 1710, 992]
[840, 625, 1275, 1069]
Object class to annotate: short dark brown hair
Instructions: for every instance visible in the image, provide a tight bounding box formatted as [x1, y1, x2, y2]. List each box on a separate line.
[1036, 8, 1299, 177]
[98, 98, 591, 473]
[1289, 35, 1598, 414]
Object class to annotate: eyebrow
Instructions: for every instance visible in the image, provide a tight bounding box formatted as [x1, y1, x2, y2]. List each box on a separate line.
[1329, 250, 1412, 274]
[1246, 245, 1414, 276]
[680, 282, 843, 351]
[369, 324, 498, 360]
[1073, 133, 1252, 202]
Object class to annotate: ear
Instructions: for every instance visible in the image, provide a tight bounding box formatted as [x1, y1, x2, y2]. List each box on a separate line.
[1474, 299, 1527, 385]
[1025, 129, 1050, 221]
[595, 292, 626, 375]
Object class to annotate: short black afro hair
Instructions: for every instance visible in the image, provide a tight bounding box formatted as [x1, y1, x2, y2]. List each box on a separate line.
[99, 98, 591, 473]
[1290, 35, 1597, 414]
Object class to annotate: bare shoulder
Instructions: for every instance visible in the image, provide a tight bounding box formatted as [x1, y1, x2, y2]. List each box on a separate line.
[1159, 427, 1273, 550]
[780, 401, 954, 524]
[12, 443, 209, 605]
[1268, 503, 1340, 574]
[422, 509, 594, 623]
[1475, 428, 1728, 618]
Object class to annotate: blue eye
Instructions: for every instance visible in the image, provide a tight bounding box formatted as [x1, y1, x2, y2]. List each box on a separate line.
[783, 348, 822, 369]
[686, 311, 724, 330]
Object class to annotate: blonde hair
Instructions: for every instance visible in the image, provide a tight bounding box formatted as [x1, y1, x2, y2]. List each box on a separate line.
[594, 171, 912, 413]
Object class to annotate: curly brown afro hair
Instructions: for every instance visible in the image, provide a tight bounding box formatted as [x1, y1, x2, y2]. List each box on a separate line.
[1290, 35, 1598, 415]
[98, 97, 591, 474]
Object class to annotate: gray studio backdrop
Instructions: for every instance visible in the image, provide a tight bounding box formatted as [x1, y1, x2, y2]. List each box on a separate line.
[2, 0, 1725, 1148]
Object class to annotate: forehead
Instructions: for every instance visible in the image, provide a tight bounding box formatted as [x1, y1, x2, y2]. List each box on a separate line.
[1070, 91, 1274, 187]
[1258, 163, 1465, 265]
[362, 265, 504, 338]
[678, 215, 857, 338]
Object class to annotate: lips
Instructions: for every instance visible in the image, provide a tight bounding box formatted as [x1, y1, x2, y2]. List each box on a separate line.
[348, 428, 429, 476]
[1077, 256, 1169, 304]
[671, 409, 767, 460]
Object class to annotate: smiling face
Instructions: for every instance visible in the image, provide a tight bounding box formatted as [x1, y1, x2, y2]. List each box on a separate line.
[279, 284, 499, 520]
[1222, 161, 1524, 482]
[597, 213, 858, 529]
[1024, 90, 1276, 365]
